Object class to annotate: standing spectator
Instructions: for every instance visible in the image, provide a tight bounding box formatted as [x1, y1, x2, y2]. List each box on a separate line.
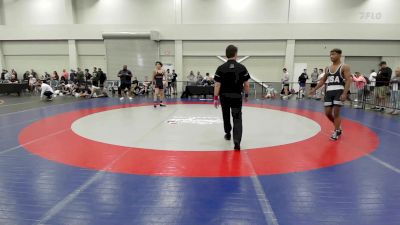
[98, 68, 107, 88]
[171, 69, 178, 95]
[369, 69, 377, 91]
[315, 68, 325, 100]
[281, 68, 290, 99]
[84, 69, 92, 82]
[76, 68, 85, 84]
[298, 69, 308, 99]
[92, 67, 98, 79]
[165, 69, 172, 96]
[373, 61, 392, 111]
[69, 69, 76, 83]
[310, 68, 319, 99]
[352, 72, 367, 109]
[118, 65, 133, 101]
[388, 67, 400, 115]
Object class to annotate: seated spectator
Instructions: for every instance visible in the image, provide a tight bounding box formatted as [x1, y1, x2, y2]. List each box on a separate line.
[28, 75, 37, 92]
[201, 73, 214, 86]
[187, 71, 195, 81]
[62, 69, 69, 81]
[51, 71, 59, 80]
[38, 80, 55, 101]
[1, 69, 7, 80]
[31, 69, 38, 79]
[10, 74, 19, 84]
[23, 71, 30, 82]
[44, 72, 51, 81]
[11, 69, 17, 79]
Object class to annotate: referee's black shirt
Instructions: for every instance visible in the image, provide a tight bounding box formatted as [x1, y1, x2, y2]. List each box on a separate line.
[214, 59, 250, 95]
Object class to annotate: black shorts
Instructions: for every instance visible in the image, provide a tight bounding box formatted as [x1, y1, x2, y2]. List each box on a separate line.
[311, 83, 317, 88]
[324, 89, 344, 107]
[120, 83, 131, 90]
[155, 84, 163, 89]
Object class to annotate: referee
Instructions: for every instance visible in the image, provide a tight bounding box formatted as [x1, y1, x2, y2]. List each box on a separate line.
[214, 45, 251, 151]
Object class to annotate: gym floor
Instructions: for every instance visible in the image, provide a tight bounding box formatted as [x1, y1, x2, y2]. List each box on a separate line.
[0, 95, 399, 225]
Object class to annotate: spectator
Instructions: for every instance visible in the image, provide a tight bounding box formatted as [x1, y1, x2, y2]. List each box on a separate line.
[165, 69, 173, 96]
[187, 71, 195, 81]
[281, 68, 290, 99]
[352, 72, 367, 109]
[98, 68, 107, 88]
[388, 67, 400, 115]
[202, 73, 213, 86]
[298, 69, 308, 99]
[369, 69, 377, 91]
[310, 68, 319, 98]
[10, 74, 19, 84]
[315, 68, 325, 100]
[62, 69, 69, 81]
[373, 61, 392, 111]
[52, 71, 59, 80]
[28, 74, 37, 92]
[23, 71, 30, 82]
[1, 69, 7, 80]
[31, 69, 38, 78]
[44, 72, 51, 81]
[92, 67, 98, 79]
[196, 71, 203, 84]
[76, 68, 85, 84]
[11, 69, 17, 79]
[38, 80, 55, 101]
[70, 69, 76, 83]
[4, 70, 11, 81]
[171, 69, 178, 95]
[84, 69, 92, 82]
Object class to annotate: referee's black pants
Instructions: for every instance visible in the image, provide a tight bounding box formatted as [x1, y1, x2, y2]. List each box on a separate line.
[220, 94, 243, 145]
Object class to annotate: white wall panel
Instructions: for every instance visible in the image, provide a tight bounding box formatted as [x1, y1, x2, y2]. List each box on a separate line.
[182, 0, 289, 24]
[295, 41, 400, 57]
[3, 0, 70, 25]
[4, 55, 69, 76]
[2, 41, 69, 55]
[183, 57, 221, 81]
[183, 41, 286, 56]
[290, 0, 400, 24]
[74, 0, 175, 24]
[76, 40, 106, 56]
[78, 56, 107, 72]
[242, 57, 285, 82]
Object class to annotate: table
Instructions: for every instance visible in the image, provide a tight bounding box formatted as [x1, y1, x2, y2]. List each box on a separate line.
[182, 85, 214, 98]
[0, 83, 29, 96]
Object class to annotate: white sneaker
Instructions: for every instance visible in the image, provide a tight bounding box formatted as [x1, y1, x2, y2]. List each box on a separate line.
[128, 97, 133, 100]
[119, 97, 124, 101]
